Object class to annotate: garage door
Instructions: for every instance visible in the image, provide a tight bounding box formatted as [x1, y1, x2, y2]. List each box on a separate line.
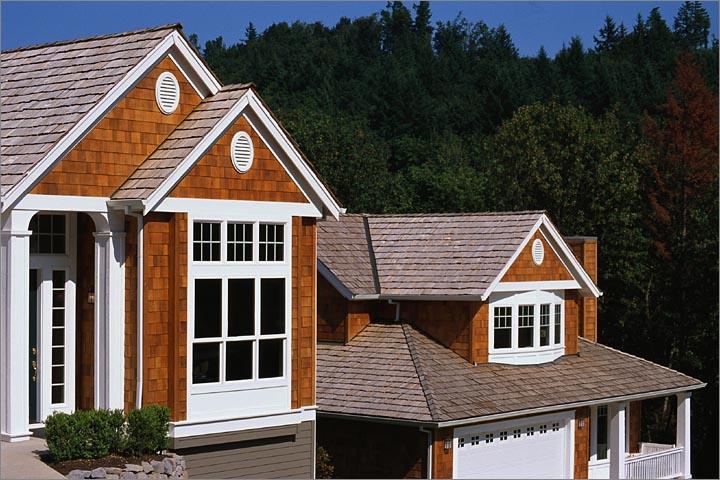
[454, 411, 574, 479]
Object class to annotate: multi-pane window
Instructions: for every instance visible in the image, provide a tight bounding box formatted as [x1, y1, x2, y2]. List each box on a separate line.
[259, 224, 284, 262]
[554, 304, 562, 344]
[484, 433, 494, 443]
[513, 429, 521, 438]
[493, 306, 512, 349]
[192, 277, 286, 385]
[51, 270, 66, 404]
[193, 222, 221, 261]
[227, 223, 253, 262]
[526, 426, 535, 436]
[518, 305, 534, 348]
[458, 438, 466, 448]
[29, 214, 66, 254]
[539, 304, 550, 346]
[539, 424, 548, 434]
[499, 431, 508, 441]
[551, 422, 560, 431]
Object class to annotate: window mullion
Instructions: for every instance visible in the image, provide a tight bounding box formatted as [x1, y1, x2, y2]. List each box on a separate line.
[254, 277, 261, 380]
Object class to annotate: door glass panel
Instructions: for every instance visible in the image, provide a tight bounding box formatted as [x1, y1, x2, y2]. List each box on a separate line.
[51, 270, 65, 404]
[29, 269, 38, 423]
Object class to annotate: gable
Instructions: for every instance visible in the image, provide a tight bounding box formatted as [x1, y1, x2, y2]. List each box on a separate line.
[169, 115, 309, 203]
[500, 230, 573, 282]
[31, 55, 202, 197]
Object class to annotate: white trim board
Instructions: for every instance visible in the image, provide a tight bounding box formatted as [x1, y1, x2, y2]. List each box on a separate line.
[170, 407, 317, 438]
[1, 29, 220, 213]
[15, 195, 110, 213]
[154, 197, 321, 219]
[494, 280, 580, 292]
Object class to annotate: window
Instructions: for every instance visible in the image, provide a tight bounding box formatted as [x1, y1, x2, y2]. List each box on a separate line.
[540, 304, 550, 346]
[552, 422, 560, 432]
[499, 431, 508, 441]
[471, 435, 480, 446]
[493, 306, 512, 349]
[227, 223, 253, 261]
[596, 406, 608, 460]
[554, 304, 562, 344]
[458, 438, 465, 448]
[29, 214, 66, 254]
[513, 429, 521, 438]
[51, 270, 66, 404]
[526, 426, 535, 436]
[539, 424, 548, 434]
[192, 277, 287, 385]
[485, 433, 494, 443]
[193, 222, 220, 261]
[259, 223, 284, 261]
[518, 305, 534, 348]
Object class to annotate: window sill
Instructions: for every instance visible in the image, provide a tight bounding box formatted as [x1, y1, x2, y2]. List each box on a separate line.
[190, 376, 288, 394]
[488, 345, 565, 365]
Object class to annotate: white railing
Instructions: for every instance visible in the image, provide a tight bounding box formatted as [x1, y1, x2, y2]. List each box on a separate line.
[639, 442, 675, 455]
[625, 446, 684, 479]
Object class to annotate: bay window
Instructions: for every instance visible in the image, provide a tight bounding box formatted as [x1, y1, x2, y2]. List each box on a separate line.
[489, 290, 565, 365]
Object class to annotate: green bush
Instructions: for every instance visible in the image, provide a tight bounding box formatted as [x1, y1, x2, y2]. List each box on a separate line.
[45, 405, 169, 461]
[316, 446, 334, 479]
[126, 405, 170, 455]
[45, 409, 125, 461]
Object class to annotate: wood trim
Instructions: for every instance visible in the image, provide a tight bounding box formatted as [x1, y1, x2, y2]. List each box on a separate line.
[574, 407, 591, 479]
[565, 291, 580, 355]
[75, 213, 95, 410]
[124, 216, 138, 413]
[168, 213, 188, 421]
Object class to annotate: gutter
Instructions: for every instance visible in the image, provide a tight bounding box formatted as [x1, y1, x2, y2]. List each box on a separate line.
[419, 426, 433, 479]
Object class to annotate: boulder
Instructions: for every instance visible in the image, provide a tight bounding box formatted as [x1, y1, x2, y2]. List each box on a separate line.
[136, 473, 148, 480]
[150, 461, 164, 474]
[105, 468, 122, 476]
[90, 467, 106, 479]
[67, 470, 85, 480]
[106, 475, 119, 480]
[125, 464, 144, 473]
[162, 458, 175, 475]
[141, 462, 153, 474]
[119, 472, 136, 480]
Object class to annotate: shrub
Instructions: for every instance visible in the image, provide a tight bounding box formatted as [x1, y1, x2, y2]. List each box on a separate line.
[316, 446, 334, 479]
[45, 409, 125, 461]
[126, 405, 170, 455]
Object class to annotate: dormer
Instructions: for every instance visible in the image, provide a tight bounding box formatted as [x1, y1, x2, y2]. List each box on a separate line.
[316, 211, 601, 367]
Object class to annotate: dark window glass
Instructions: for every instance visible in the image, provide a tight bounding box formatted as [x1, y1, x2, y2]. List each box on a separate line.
[39, 235, 52, 253]
[29, 214, 66, 254]
[52, 309, 64, 327]
[259, 224, 283, 262]
[52, 328, 64, 345]
[261, 279, 285, 334]
[39, 215, 51, 232]
[597, 406, 608, 460]
[228, 279, 254, 336]
[227, 223, 253, 262]
[193, 343, 220, 383]
[494, 329, 511, 349]
[226, 341, 253, 381]
[193, 222, 220, 262]
[52, 385, 64, 404]
[194, 279, 221, 338]
[554, 305, 562, 344]
[52, 215, 65, 234]
[518, 305, 534, 348]
[540, 304, 550, 347]
[52, 347, 64, 365]
[52, 366, 64, 383]
[53, 270, 65, 289]
[259, 339, 283, 378]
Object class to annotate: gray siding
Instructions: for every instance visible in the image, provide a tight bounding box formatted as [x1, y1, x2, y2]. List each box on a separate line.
[173, 421, 314, 479]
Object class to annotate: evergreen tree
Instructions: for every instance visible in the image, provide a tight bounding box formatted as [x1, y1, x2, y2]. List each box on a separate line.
[674, 1, 711, 48]
[594, 15, 620, 51]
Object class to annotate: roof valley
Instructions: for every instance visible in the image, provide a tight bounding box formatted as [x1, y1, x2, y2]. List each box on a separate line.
[402, 323, 439, 422]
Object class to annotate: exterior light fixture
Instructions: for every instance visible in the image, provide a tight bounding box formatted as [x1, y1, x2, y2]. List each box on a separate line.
[443, 438, 452, 451]
[579, 418, 585, 429]
[88, 287, 95, 304]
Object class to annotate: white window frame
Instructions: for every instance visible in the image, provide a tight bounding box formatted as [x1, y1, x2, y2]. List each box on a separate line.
[488, 290, 565, 365]
[188, 215, 291, 397]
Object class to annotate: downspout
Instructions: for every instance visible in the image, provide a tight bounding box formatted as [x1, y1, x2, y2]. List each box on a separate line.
[128, 210, 144, 409]
[420, 426, 433, 479]
[388, 299, 400, 322]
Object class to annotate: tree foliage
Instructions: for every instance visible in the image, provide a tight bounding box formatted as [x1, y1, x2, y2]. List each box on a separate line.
[191, 3, 718, 475]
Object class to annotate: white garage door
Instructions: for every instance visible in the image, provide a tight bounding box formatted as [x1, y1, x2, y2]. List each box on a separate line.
[454, 411, 574, 479]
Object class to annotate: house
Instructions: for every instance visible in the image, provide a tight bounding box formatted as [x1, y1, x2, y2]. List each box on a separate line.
[315, 212, 704, 479]
[0, 24, 343, 478]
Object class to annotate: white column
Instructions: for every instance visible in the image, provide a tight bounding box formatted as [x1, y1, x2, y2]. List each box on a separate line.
[0, 210, 35, 441]
[92, 212, 125, 410]
[676, 392, 691, 479]
[609, 402, 627, 480]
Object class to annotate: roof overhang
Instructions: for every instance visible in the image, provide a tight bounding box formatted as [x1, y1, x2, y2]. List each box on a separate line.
[318, 383, 705, 429]
[481, 213, 603, 301]
[1, 28, 221, 213]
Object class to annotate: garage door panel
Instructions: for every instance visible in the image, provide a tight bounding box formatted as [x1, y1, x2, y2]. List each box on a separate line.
[454, 412, 573, 479]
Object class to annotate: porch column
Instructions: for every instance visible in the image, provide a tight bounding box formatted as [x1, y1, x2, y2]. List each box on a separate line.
[0, 210, 35, 441]
[92, 212, 125, 410]
[676, 392, 691, 479]
[609, 401, 627, 480]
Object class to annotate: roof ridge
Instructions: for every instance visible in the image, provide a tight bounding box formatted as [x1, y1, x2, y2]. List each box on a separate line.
[353, 210, 546, 218]
[402, 323, 439, 422]
[363, 215, 382, 295]
[221, 82, 255, 92]
[1, 23, 181, 54]
[578, 338, 703, 385]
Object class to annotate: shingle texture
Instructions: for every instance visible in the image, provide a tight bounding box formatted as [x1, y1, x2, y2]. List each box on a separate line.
[112, 85, 251, 199]
[0, 25, 178, 196]
[317, 323, 703, 423]
[317, 212, 543, 297]
[317, 214, 377, 296]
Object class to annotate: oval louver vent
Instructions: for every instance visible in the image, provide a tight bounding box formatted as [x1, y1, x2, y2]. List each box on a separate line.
[155, 72, 180, 114]
[532, 239, 545, 265]
[231, 131, 254, 173]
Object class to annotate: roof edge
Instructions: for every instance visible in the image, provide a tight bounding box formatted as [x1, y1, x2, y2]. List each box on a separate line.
[1, 23, 182, 54]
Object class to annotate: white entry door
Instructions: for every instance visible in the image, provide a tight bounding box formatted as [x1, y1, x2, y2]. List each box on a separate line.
[454, 411, 574, 479]
[28, 213, 77, 424]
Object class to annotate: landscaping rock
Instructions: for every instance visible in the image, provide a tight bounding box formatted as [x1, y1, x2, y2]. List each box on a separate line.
[150, 461, 164, 474]
[106, 468, 123, 476]
[125, 464, 144, 473]
[120, 472, 136, 480]
[68, 470, 85, 480]
[136, 473, 148, 480]
[106, 475, 119, 480]
[147, 474, 164, 480]
[141, 462, 153, 474]
[91, 467, 106, 479]
[162, 458, 175, 475]
[83, 471, 92, 478]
